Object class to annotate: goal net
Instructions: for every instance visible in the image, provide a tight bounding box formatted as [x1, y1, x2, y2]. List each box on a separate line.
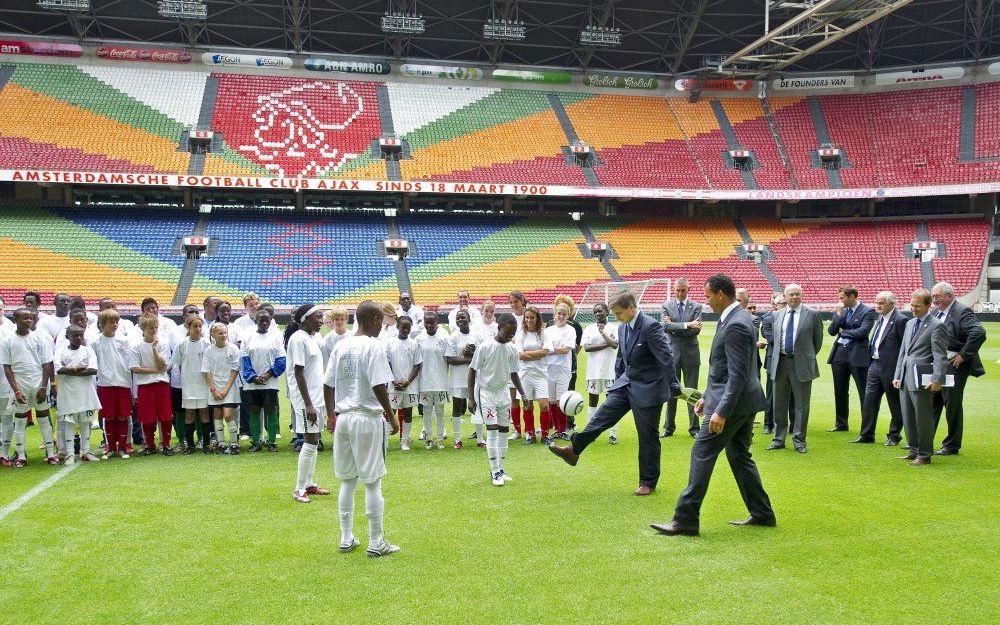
[575, 279, 673, 324]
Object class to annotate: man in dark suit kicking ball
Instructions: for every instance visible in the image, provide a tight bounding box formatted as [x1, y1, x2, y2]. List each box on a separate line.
[652, 274, 775, 536]
[549, 290, 680, 496]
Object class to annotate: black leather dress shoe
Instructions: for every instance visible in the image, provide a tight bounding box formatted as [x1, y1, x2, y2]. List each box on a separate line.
[729, 516, 777, 527]
[659, 430, 673, 438]
[650, 521, 699, 536]
[884, 438, 901, 446]
[762, 426, 773, 434]
[933, 448, 958, 456]
[794, 446, 807, 454]
[826, 426, 849, 432]
[765, 442, 785, 451]
[850, 437, 874, 444]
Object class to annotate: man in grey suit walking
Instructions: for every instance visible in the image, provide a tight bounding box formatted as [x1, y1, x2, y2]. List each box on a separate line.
[854, 291, 908, 445]
[893, 289, 948, 466]
[651, 274, 774, 536]
[767, 284, 824, 454]
[661, 278, 702, 438]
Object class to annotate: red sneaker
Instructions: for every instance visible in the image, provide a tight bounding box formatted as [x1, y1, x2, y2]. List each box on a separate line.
[0, 457, 11, 468]
[14, 458, 27, 468]
[305, 484, 330, 496]
[46, 455, 61, 466]
[477, 441, 487, 449]
[293, 490, 311, 504]
[453, 440, 463, 450]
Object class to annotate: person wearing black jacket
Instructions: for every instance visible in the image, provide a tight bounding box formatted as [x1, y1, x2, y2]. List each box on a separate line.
[853, 291, 908, 445]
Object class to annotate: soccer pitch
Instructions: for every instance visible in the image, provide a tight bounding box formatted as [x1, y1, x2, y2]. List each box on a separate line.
[2, 322, 998, 625]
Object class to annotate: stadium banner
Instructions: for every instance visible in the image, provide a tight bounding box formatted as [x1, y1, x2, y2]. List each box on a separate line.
[0, 39, 83, 58]
[96, 45, 192, 64]
[4, 169, 1000, 202]
[399, 64, 484, 80]
[584, 73, 659, 90]
[201, 52, 293, 69]
[674, 78, 754, 92]
[874, 67, 964, 86]
[492, 69, 572, 84]
[771, 75, 854, 90]
[988, 62, 1000, 76]
[304, 58, 391, 75]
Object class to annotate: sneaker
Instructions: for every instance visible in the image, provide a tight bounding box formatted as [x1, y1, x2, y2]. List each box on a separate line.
[418, 430, 427, 441]
[609, 435, 618, 445]
[317, 440, 325, 452]
[523, 435, 536, 445]
[141, 447, 157, 457]
[291, 440, 303, 452]
[305, 484, 330, 496]
[339, 536, 361, 553]
[202, 444, 213, 455]
[63, 455, 75, 466]
[195, 441, 204, 450]
[124, 443, 134, 454]
[293, 490, 310, 504]
[119, 452, 130, 460]
[477, 440, 487, 449]
[436, 439, 445, 450]
[229, 444, 240, 455]
[0, 457, 11, 468]
[249, 443, 263, 453]
[500, 470, 513, 483]
[47, 455, 62, 465]
[14, 458, 27, 468]
[507, 431, 519, 440]
[266, 443, 279, 452]
[453, 440, 462, 450]
[492, 471, 505, 486]
[541, 436, 553, 446]
[162, 447, 175, 457]
[80, 452, 100, 462]
[366, 539, 401, 558]
[239, 434, 250, 441]
[425, 440, 433, 450]
[183, 446, 196, 456]
[401, 439, 410, 452]
[275, 433, 282, 439]
[468, 432, 478, 440]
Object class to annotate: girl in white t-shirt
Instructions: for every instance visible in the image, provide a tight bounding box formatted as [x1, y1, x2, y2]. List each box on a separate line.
[415, 311, 450, 449]
[581, 303, 620, 444]
[543, 303, 576, 442]
[514, 306, 551, 445]
[507, 291, 527, 439]
[202, 323, 241, 454]
[173, 316, 211, 455]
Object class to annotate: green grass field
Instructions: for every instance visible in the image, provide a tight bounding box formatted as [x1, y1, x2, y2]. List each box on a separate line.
[1, 322, 998, 624]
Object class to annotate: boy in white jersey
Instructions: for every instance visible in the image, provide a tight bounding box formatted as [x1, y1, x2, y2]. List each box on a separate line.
[131, 313, 174, 456]
[54, 325, 102, 464]
[321, 306, 352, 366]
[581, 303, 620, 444]
[203, 323, 242, 455]
[469, 314, 526, 486]
[173, 316, 211, 455]
[241, 309, 286, 453]
[1, 308, 58, 466]
[323, 300, 399, 557]
[92, 309, 133, 459]
[415, 311, 450, 449]
[444, 309, 476, 449]
[287, 304, 331, 504]
[385, 316, 422, 451]
[0, 297, 15, 465]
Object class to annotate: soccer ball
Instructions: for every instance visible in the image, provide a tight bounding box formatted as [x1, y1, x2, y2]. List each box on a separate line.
[558, 391, 585, 417]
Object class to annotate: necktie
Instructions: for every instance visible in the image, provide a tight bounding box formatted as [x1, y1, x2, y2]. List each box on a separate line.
[839, 307, 854, 345]
[678, 300, 684, 320]
[935, 310, 945, 320]
[869, 317, 883, 354]
[910, 317, 922, 347]
[620, 324, 630, 354]
[784, 309, 795, 355]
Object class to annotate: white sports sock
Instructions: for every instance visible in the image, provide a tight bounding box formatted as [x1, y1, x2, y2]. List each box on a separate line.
[365, 479, 385, 545]
[37, 414, 55, 457]
[14, 417, 27, 459]
[227, 418, 238, 444]
[305, 441, 319, 486]
[586, 406, 595, 423]
[56, 419, 66, 455]
[79, 416, 91, 455]
[423, 408, 433, 439]
[63, 419, 75, 459]
[498, 431, 508, 472]
[213, 419, 225, 446]
[401, 420, 412, 442]
[486, 429, 499, 474]
[295, 443, 317, 493]
[338, 478, 358, 543]
[474, 423, 484, 440]
[0, 413, 14, 458]
[452, 416, 462, 442]
[435, 405, 445, 440]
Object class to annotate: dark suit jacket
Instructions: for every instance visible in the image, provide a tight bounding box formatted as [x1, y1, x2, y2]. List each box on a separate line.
[827, 302, 877, 367]
[705, 307, 766, 418]
[610, 311, 681, 408]
[761, 310, 776, 373]
[937, 301, 987, 377]
[751, 313, 763, 369]
[869, 309, 907, 381]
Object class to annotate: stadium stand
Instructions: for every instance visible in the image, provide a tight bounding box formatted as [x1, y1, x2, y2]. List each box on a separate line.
[768, 97, 830, 189]
[925, 218, 991, 293]
[722, 98, 794, 189]
[974, 81, 1000, 159]
[669, 99, 745, 190]
[817, 94, 881, 188]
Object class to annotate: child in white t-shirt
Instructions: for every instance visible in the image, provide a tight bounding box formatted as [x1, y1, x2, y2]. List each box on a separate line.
[241, 309, 286, 453]
[543, 303, 576, 442]
[131, 313, 174, 456]
[1, 308, 58, 466]
[54, 325, 102, 464]
[385, 315, 422, 451]
[173, 316, 211, 455]
[469, 314, 526, 486]
[581, 303, 620, 444]
[444, 309, 477, 448]
[321, 306, 352, 367]
[202, 323, 241, 454]
[415, 312, 450, 449]
[514, 306, 551, 445]
[92, 309, 133, 460]
[287, 304, 330, 504]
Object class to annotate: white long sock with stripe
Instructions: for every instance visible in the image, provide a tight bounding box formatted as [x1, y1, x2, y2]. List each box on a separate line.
[37, 415, 55, 457]
[214, 419, 225, 446]
[365, 479, 385, 545]
[452, 416, 462, 443]
[295, 443, 317, 493]
[498, 431, 509, 472]
[14, 417, 26, 459]
[338, 478, 358, 543]
[435, 405, 445, 440]
[0, 413, 13, 458]
[401, 420, 412, 442]
[486, 429, 499, 474]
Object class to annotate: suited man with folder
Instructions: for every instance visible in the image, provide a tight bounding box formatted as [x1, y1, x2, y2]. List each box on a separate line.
[893, 289, 948, 466]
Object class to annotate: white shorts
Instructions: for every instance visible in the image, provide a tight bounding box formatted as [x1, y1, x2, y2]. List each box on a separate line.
[420, 391, 450, 406]
[59, 410, 95, 424]
[207, 386, 240, 406]
[334, 411, 388, 484]
[547, 367, 572, 402]
[8, 387, 51, 414]
[389, 390, 418, 410]
[519, 371, 548, 401]
[474, 387, 512, 428]
[182, 397, 208, 410]
[587, 379, 615, 395]
[450, 387, 467, 400]
[293, 406, 325, 434]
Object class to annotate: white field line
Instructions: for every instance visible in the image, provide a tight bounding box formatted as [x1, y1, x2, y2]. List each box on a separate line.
[0, 463, 78, 522]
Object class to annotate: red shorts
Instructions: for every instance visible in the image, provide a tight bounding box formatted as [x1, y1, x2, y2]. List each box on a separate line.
[97, 386, 132, 419]
[136, 382, 173, 424]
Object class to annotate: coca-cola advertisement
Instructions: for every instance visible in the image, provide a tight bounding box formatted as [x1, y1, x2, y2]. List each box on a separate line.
[96, 46, 192, 64]
[0, 39, 83, 58]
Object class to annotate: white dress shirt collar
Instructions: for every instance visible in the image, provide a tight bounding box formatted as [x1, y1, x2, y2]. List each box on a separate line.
[719, 301, 741, 325]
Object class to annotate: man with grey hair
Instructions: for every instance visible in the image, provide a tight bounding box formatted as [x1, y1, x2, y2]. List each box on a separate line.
[660, 277, 702, 438]
[759, 292, 789, 435]
[854, 291, 908, 445]
[929, 281, 986, 455]
[767, 283, 823, 453]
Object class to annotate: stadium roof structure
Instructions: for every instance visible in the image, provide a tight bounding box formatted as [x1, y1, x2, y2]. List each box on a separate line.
[0, 0, 997, 76]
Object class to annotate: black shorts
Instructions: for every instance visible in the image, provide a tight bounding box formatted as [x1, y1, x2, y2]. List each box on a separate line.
[171, 386, 183, 413]
[245, 389, 279, 412]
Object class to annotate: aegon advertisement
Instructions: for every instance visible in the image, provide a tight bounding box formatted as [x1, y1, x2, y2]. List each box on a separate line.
[399, 64, 483, 80]
[492, 69, 572, 84]
[771, 75, 854, 90]
[0, 39, 83, 58]
[874, 67, 964, 86]
[584, 73, 659, 90]
[304, 58, 391, 75]
[202, 52, 293, 69]
[674, 78, 754, 92]
[96, 45, 191, 64]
